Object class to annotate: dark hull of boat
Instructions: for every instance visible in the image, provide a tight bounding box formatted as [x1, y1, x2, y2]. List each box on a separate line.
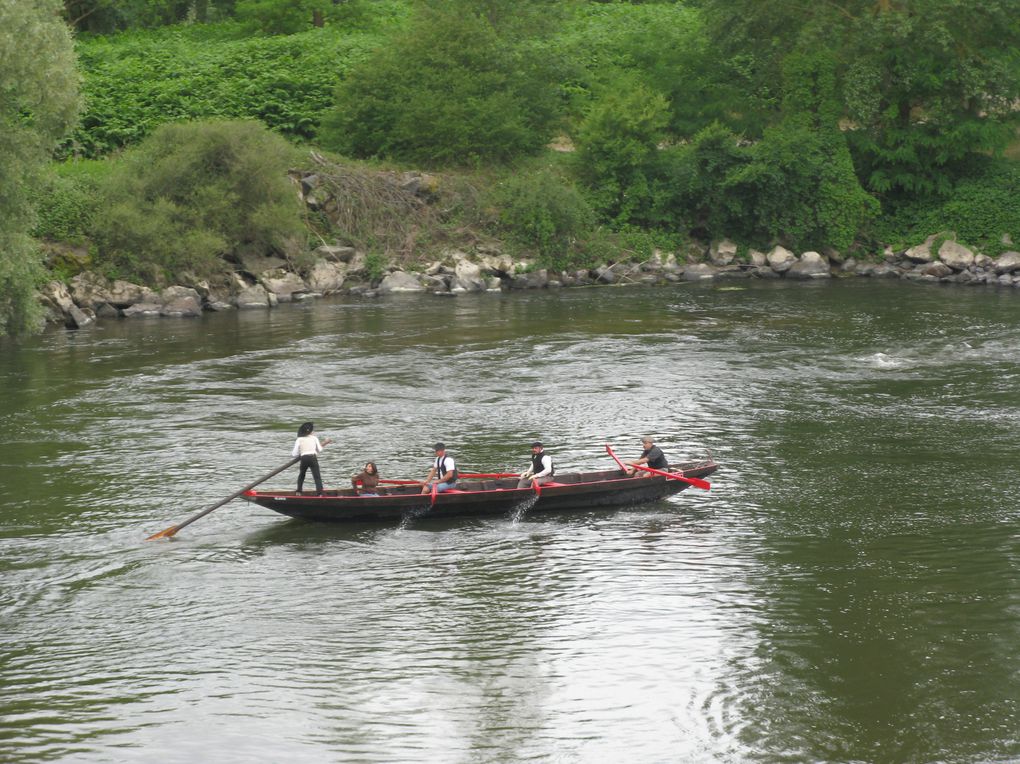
[243, 461, 718, 524]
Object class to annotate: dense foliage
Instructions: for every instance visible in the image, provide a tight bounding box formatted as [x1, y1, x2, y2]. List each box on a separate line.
[1, 0, 80, 335]
[6, 0, 1018, 327]
[91, 120, 304, 282]
[317, 0, 565, 164]
[700, 0, 1020, 197]
[63, 0, 375, 34]
[495, 167, 594, 265]
[68, 17, 400, 157]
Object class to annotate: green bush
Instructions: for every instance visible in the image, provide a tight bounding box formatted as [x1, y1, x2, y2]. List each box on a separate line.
[91, 120, 305, 282]
[871, 158, 1020, 255]
[496, 168, 594, 265]
[654, 122, 752, 236]
[574, 79, 670, 226]
[30, 160, 114, 243]
[727, 125, 878, 250]
[67, 15, 403, 157]
[317, 1, 563, 165]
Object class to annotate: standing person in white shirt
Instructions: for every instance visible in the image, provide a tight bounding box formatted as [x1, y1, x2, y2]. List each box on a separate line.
[420, 442, 458, 494]
[517, 441, 554, 488]
[293, 421, 329, 495]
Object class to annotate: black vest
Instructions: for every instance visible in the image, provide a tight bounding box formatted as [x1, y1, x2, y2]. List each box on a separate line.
[435, 455, 458, 482]
[531, 451, 554, 476]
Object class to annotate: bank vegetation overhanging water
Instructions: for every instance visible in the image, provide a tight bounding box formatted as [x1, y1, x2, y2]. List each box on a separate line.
[37, 152, 1020, 331]
[6, 1, 1020, 335]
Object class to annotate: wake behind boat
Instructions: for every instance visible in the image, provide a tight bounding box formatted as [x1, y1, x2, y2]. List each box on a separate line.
[243, 459, 718, 524]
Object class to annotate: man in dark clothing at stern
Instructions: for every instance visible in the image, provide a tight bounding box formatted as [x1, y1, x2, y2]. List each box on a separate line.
[625, 437, 669, 477]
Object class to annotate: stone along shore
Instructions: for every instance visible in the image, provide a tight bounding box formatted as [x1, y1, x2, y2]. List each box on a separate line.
[39, 233, 1020, 330]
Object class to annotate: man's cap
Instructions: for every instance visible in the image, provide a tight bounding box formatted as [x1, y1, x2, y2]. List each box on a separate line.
[530, 441, 543, 448]
[433, 442, 445, 451]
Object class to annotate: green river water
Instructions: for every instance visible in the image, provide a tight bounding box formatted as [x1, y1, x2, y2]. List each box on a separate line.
[1, 279, 1019, 763]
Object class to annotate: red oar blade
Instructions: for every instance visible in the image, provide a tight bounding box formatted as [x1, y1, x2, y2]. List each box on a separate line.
[638, 464, 711, 490]
[145, 525, 181, 541]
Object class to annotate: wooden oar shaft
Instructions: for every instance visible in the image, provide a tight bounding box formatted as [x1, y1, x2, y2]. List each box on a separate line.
[146, 456, 301, 540]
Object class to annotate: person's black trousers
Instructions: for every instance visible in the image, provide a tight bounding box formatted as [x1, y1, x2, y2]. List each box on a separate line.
[297, 454, 323, 493]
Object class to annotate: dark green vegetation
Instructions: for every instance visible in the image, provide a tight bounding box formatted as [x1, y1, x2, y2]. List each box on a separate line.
[4, 0, 1020, 334]
[93, 121, 305, 283]
[1, 0, 80, 335]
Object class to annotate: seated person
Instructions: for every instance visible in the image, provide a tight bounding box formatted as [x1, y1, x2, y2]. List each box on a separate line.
[351, 461, 381, 496]
[420, 442, 458, 494]
[517, 441, 555, 488]
[626, 437, 669, 478]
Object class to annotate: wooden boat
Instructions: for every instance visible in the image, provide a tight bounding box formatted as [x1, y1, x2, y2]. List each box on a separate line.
[243, 459, 718, 524]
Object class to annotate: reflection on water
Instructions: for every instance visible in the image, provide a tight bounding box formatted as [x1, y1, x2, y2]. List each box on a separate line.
[2, 280, 1020, 762]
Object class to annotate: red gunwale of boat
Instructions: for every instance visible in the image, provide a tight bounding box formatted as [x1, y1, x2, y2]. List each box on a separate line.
[243, 464, 713, 501]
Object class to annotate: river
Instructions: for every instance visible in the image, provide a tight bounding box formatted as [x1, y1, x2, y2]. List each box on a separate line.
[2, 280, 1019, 763]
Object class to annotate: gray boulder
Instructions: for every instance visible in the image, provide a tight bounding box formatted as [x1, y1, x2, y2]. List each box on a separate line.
[709, 239, 738, 266]
[994, 251, 1020, 274]
[160, 286, 203, 317]
[259, 269, 307, 302]
[478, 252, 514, 275]
[66, 305, 96, 328]
[235, 283, 271, 309]
[108, 280, 157, 308]
[451, 259, 486, 292]
[38, 281, 76, 324]
[767, 246, 797, 273]
[904, 234, 938, 263]
[379, 271, 425, 293]
[95, 303, 120, 319]
[938, 240, 975, 270]
[307, 260, 347, 294]
[68, 272, 113, 311]
[123, 302, 162, 318]
[786, 251, 831, 280]
[919, 261, 952, 279]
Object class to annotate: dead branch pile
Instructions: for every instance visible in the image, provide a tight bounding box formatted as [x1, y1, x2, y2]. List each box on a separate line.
[299, 152, 441, 262]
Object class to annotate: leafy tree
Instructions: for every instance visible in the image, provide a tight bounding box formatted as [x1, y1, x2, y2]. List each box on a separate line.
[63, 0, 194, 33]
[841, 2, 1020, 196]
[574, 79, 670, 225]
[496, 167, 594, 264]
[92, 120, 304, 283]
[723, 51, 877, 249]
[0, 0, 80, 335]
[657, 121, 752, 237]
[317, 0, 564, 164]
[235, 0, 367, 34]
[701, 0, 1020, 196]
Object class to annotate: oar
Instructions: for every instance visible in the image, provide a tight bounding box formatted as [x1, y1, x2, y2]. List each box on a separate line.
[605, 443, 711, 490]
[147, 440, 332, 540]
[430, 480, 438, 506]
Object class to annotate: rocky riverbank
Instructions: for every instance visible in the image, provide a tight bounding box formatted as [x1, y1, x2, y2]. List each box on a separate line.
[37, 166, 1020, 330]
[39, 233, 1020, 330]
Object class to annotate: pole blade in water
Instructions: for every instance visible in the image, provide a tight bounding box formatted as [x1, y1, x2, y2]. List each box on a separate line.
[145, 455, 300, 541]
